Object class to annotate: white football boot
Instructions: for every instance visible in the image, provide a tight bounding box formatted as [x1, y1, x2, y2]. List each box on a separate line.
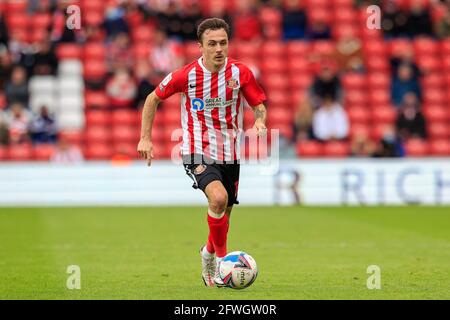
[213, 258, 227, 288]
[200, 246, 216, 287]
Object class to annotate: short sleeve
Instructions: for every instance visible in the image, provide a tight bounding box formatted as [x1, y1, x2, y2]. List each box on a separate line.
[240, 66, 266, 107]
[155, 69, 185, 100]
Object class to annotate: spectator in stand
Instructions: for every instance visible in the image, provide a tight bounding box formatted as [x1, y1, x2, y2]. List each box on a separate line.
[134, 60, 156, 109]
[5, 102, 31, 144]
[381, 0, 409, 38]
[0, 46, 12, 88]
[333, 28, 364, 73]
[396, 93, 427, 140]
[391, 63, 422, 107]
[0, 14, 9, 47]
[351, 132, 376, 157]
[149, 29, 183, 78]
[0, 110, 9, 145]
[390, 48, 421, 80]
[309, 63, 342, 109]
[282, 0, 308, 40]
[180, 1, 203, 40]
[209, 0, 233, 39]
[436, 10, 450, 38]
[405, 0, 433, 37]
[157, 1, 183, 39]
[233, 0, 262, 41]
[51, 137, 84, 164]
[5, 66, 29, 107]
[107, 32, 133, 71]
[106, 67, 137, 109]
[373, 125, 405, 157]
[312, 95, 349, 142]
[29, 106, 58, 144]
[307, 19, 331, 40]
[102, 2, 130, 39]
[23, 39, 58, 76]
[293, 99, 313, 142]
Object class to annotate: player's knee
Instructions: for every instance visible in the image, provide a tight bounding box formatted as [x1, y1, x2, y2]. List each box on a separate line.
[209, 190, 228, 213]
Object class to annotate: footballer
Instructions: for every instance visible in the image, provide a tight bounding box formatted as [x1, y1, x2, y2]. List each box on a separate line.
[137, 18, 267, 287]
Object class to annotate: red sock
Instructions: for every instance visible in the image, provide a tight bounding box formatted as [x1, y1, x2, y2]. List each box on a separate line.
[206, 232, 215, 254]
[207, 213, 229, 258]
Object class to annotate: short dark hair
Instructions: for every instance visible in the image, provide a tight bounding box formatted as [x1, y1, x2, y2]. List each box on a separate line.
[197, 18, 230, 43]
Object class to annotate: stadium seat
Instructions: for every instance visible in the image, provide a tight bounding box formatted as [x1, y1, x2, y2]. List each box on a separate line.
[366, 57, 390, 72]
[259, 6, 282, 25]
[323, 141, 350, 157]
[260, 59, 287, 74]
[85, 126, 111, 143]
[151, 126, 166, 143]
[427, 122, 450, 139]
[85, 143, 114, 160]
[363, 41, 387, 57]
[32, 13, 52, 29]
[56, 44, 83, 60]
[0, 146, 7, 160]
[59, 130, 84, 145]
[162, 110, 181, 126]
[389, 39, 413, 56]
[421, 74, 445, 90]
[58, 60, 83, 77]
[286, 41, 310, 57]
[333, 8, 358, 24]
[429, 139, 450, 156]
[83, 12, 104, 26]
[33, 144, 56, 161]
[0, 93, 6, 110]
[58, 78, 84, 94]
[112, 126, 139, 144]
[345, 90, 367, 107]
[8, 144, 33, 161]
[112, 142, 139, 159]
[57, 112, 85, 130]
[347, 106, 371, 124]
[132, 25, 155, 43]
[111, 110, 139, 126]
[369, 89, 391, 105]
[404, 139, 429, 157]
[85, 91, 109, 109]
[367, 73, 390, 90]
[261, 41, 284, 57]
[6, 0, 29, 12]
[424, 89, 447, 105]
[416, 56, 442, 73]
[267, 108, 292, 127]
[83, 43, 107, 60]
[296, 141, 324, 157]
[83, 60, 107, 80]
[372, 105, 397, 124]
[342, 73, 366, 90]
[423, 105, 448, 122]
[349, 123, 371, 139]
[289, 74, 312, 91]
[6, 14, 28, 29]
[414, 38, 439, 56]
[86, 110, 111, 126]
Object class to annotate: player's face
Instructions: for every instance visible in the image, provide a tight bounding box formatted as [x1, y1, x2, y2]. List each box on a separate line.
[199, 28, 228, 68]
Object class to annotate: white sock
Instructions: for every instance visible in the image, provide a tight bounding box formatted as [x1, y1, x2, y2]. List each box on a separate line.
[202, 246, 214, 259]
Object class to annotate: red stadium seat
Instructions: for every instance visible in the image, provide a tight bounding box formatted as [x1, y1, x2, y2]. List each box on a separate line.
[261, 41, 284, 57]
[342, 73, 366, 90]
[441, 39, 450, 55]
[369, 89, 391, 105]
[372, 105, 397, 124]
[32, 13, 52, 29]
[86, 110, 111, 126]
[112, 142, 139, 159]
[423, 105, 448, 122]
[84, 43, 107, 60]
[427, 122, 450, 139]
[389, 39, 413, 56]
[111, 110, 139, 126]
[81, 0, 104, 13]
[0, 146, 7, 160]
[132, 43, 152, 60]
[85, 126, 111, 143]
[259, 6, 282, 25]
[345, 90, 367, 107]
[421, 74, 445, 90]
[85, 91, 110, 109]
[8, 144, 33, 161]
[311, 41, 335, 57]
[33, 144, 56, 161]
[0, 93, 6, 110]
[363, 41, 387, 57]
[162, 109, 181, 126]
[56, 44, 83, 60]
[347, 106, 371, 124]
[267, 108, 292, 127]
[6, 0, 28, 13]
[286, 41, 310, 57]
[6, 14, 29, 29]
[323, 141, 350, 157]
[287, 59, 311, 74]
[151, 126, 166, 143]
[132, 25, 155, 43]
[371, 123, 391, 141]
[429, 139, 450, 156]
[267, 90, 291, 106]
[83, 12, 104, 26]
[413, 38, 439, 56]
[404, 139, 429, 156]
[423, 89, 447, 105]
[365, 57, 390, 72]
[416, 56, 442, 73]
[367, 73, 390, 89]
[260, 59, 287, 74]
[85, 143, 113, 160]
[308, 8, 332, 24]
[83, 60, 107, 81]
[333, 8, 358, 24]
[296, 141, 324, 157]
[349, 123, 371, 139]
[29, 28, 49, 44]
[112, 126, 139, 144]
[289, 74, 312, 91]
[263, 73, 289, 91]
[59, 130, 84, 145]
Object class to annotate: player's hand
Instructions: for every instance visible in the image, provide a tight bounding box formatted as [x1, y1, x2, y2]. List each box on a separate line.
[137, 139, 154, 166]
[253, 120, 267, 137]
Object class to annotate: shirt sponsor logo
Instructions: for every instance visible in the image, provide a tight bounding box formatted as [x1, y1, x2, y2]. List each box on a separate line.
[226, 78, 239, 89]
[191, 98, 205, 111]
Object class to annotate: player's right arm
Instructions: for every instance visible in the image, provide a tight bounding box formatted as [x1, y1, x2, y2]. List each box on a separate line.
[137, 91, 161, 166]
[137, 69, 185, 166]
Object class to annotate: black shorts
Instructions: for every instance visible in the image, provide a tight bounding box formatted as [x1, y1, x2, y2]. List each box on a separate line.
[183, 154, 240, 207]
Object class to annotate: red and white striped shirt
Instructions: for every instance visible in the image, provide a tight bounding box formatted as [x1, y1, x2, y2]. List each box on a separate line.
[155, 57, 266, 161]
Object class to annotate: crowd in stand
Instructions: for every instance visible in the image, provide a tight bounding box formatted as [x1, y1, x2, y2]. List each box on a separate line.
[0, 0, 449, 161]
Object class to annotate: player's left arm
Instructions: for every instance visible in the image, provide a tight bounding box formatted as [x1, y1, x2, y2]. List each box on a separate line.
[252, 103, 267, 137]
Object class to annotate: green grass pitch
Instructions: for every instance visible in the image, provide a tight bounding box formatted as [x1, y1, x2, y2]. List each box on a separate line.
[0, 206, 449, 300]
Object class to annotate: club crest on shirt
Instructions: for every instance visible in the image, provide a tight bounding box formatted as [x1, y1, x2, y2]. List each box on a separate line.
[226, 78, 239, 89]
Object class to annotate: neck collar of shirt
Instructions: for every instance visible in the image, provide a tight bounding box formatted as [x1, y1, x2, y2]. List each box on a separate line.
[198, 57, 228, 74]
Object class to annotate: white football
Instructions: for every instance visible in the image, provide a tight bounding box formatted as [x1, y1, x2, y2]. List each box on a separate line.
[218, 251, 258, 289]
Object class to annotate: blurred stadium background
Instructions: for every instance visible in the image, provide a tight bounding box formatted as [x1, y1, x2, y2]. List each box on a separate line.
[0, 0, 450, 300]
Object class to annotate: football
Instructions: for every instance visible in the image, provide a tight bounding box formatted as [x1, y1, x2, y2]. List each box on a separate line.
[218, 251, 258, 289]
